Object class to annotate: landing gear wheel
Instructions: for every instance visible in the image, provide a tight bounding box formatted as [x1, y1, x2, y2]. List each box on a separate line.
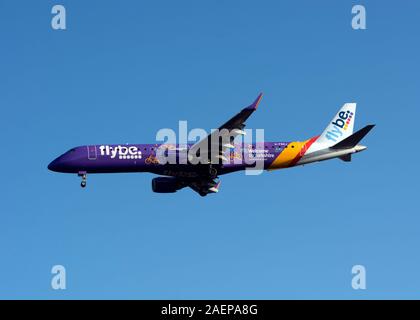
[209, 167, 218, 179]
[78, 172, 87, 188]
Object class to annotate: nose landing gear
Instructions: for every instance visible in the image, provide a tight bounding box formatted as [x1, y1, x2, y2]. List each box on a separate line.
[78, 172, 87, 188]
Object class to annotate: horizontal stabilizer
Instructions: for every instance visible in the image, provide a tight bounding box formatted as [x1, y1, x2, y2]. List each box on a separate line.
[331, 125, 375, 149]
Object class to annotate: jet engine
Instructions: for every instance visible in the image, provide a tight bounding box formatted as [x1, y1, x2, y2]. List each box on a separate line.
[151, 177, 182, 193]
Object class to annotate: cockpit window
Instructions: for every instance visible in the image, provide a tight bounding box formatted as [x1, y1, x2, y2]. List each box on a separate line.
[68, 148, 76, 153]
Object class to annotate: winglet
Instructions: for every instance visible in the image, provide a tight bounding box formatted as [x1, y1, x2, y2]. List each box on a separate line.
[246, 93, 263, 110]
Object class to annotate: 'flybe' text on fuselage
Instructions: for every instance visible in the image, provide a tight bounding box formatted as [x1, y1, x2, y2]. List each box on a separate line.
[99, 145, 142, 159]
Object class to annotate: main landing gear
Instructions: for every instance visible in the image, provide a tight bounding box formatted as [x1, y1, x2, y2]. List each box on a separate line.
[78, 172, 87, 188]
[209, 166, 218, 179]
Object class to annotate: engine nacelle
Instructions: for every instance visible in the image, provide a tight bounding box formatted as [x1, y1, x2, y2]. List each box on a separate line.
[151, 177, 181, 193]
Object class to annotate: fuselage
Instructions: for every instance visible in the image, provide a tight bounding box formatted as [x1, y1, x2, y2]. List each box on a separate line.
[48, 136, 363, 177]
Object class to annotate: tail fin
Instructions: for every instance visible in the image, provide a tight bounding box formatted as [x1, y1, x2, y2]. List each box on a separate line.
[317, 103, 357, 147]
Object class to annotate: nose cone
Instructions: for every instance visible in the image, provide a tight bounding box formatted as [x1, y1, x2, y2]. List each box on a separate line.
[48, 153, 69, 172]
[49, 148, 80, 173]
[48, 158, 61, 172]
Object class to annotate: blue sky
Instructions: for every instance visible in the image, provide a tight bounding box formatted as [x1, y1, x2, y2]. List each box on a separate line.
[1, 0, 419, 299]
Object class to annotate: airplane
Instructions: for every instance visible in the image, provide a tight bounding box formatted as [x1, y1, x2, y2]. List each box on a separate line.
[48, 93, 374, 196]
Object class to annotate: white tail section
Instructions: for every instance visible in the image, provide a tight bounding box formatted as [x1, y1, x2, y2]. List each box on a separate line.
[316, 103, 357, 147]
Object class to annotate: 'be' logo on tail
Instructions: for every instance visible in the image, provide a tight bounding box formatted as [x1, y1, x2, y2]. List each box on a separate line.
[326, 111, 354, 142]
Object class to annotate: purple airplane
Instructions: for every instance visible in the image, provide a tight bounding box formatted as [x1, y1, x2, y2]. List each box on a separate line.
[48, 94, 374, 196]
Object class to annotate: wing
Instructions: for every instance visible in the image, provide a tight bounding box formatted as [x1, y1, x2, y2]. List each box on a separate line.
[188, 93, 263, 165]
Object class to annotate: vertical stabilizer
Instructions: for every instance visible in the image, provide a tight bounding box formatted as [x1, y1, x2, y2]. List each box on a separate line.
[316, 103, 356, 147]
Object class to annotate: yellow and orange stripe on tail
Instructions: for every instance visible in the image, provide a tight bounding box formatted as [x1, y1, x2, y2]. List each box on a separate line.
[269, 136, 319, 169]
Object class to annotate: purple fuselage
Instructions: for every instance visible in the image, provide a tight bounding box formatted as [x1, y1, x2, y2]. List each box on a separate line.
[48, 142, 291, 177]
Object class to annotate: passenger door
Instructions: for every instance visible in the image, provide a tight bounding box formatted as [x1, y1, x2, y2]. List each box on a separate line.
[87, 145, 97, 160]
